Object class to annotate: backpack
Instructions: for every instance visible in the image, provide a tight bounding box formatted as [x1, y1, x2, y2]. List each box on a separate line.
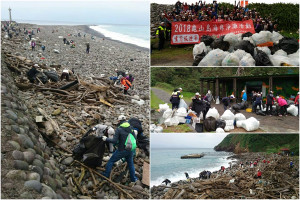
[73, 129, 105, 168]
[125, 132, 136, 151]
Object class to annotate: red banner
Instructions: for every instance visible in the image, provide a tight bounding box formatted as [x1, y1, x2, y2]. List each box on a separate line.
[171, 19, 255, 45]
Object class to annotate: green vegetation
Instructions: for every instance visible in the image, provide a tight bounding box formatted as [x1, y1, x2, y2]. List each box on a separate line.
[151, 90, 168, 110]
[247, 3, 299, 33]
[214, 134, 299, 155]
[163, 124, 194, 133]
[151, 67, 299, 96]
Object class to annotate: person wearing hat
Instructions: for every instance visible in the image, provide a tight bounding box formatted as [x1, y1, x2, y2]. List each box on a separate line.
[190, 92, 205, 117]
[276, 96, 288, 116]
[170, 88, 183, 110]
[266, 91, 275, 116]
[27, 64, 40, 83]
[156, 22, 167, 50]
[60, 68, 74, 81]
[242, 90, 247, 102]
[294, 92, 299, 115]
[254, 93, 262, 113]
[101, 115, 138, 183]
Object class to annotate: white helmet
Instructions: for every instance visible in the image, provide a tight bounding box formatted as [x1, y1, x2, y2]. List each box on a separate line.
[195, 92, 200, 96]
[118, 115, 126, 121]
[107, 127, 115, 135]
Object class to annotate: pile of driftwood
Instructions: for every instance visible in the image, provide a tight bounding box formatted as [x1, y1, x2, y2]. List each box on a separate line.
[151, 156, 298, 199]
[3, 52, 150, 199]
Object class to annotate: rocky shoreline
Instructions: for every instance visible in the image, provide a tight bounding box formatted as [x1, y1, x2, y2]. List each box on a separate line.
[1, 23, 150, 199]
[151, 152, 299, 199]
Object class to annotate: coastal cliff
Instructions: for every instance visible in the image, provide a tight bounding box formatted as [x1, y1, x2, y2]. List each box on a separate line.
[214, 134, 299, 154]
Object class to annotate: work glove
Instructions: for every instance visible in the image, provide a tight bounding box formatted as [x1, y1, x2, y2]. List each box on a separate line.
[134, 130, 138, 137]
[102, 136, 107, 141]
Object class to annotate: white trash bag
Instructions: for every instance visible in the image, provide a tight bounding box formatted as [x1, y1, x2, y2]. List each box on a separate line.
[164, 117, 179, 126]
[154, 126, 163, 133]
[175, 107, 188, 117]
[235, 113, 246, 122]
[159, 103, 170, 112]
[239, 53, 255, 66]
[241, 117, 260, 132]
[193, 42, 207, 59]
[224, 33, 239, 46]
[222, 53, 240, 66]
[233, 49, 247, 60]
[224, 120, 234, 131]
[206, 107, 220, 119]
[271, 31, 283, 43]
[216, 128, 225, 133]
[221, 110, 235, 120]
[199, 49, 229, 66]
[163, 109, 173, 119]
[236, 120, 246, 128]
[287, 105, 298, 116]
[179, 99, 188, 110]
[251, 31, 272, 45]
[274, 49, 288, 57]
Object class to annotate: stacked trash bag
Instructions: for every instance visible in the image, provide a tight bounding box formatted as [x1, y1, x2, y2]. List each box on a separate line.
[193, 31, 299, 66]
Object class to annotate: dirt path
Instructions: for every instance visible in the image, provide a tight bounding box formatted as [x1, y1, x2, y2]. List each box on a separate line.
[151, 88, 171, 103]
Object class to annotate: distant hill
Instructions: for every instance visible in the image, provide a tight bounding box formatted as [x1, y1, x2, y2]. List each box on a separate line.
[214, 134, 299, 155]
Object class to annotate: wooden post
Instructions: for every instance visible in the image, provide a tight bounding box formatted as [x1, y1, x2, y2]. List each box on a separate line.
[269, 76, 273, 92]
[200, 80, 203, 95]
[233, 78, 237, 103]
[216, 78, 219, 98]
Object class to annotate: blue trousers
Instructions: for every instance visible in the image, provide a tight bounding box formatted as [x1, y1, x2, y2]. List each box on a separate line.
[103, 149, 138, 182]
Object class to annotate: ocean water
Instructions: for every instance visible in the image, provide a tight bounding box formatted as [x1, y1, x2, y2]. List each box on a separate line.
[151, 148, 236, 187]
[89, 25, 149, 49]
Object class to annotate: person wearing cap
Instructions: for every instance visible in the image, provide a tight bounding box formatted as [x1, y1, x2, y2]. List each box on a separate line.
[102, 115, 138, 183]
[276, 96, 288, 116]
[92, 124, 115, 156]
[242, 90, 247, 102]
[190, 92, 204, 117]
[254, 93, 262, 113]
[156, 22, 166, 50]
[170, 88, 183, 110]
[294, 92, 299, 115]
[27, 64, 40, 83]
[266, 91, 275, 116]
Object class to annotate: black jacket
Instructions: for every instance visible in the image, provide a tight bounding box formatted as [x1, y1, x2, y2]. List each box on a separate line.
[191, 98, 205, 115]
[128, 118, 143, 136]
[266, 94, 274, 105]
[222, 97, 230, 106]
[106, 121, 134, 151]
[170, 92, 180, 104]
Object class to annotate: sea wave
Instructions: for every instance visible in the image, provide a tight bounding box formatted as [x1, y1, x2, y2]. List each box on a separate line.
[151, 156, 237, 187]
[89, 25, 149, 49]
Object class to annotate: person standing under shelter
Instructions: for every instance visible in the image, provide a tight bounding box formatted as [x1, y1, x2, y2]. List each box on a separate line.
[242, 90, 247, 102]
[266, 91, 275, 116]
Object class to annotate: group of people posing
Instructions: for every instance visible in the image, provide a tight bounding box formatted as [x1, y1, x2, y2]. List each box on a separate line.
[156, 0, 278, 50]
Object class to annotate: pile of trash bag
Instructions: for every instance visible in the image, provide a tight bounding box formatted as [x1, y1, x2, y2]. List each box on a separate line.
[194, 31, 299, 66]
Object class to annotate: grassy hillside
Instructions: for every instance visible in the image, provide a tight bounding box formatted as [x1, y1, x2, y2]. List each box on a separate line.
[214, 134, 299, 155]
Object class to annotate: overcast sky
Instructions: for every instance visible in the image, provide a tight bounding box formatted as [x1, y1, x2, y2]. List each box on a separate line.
[151, 0, 298, 4]
[151, 133, 228, 149]
[1, 0, 150, 25]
